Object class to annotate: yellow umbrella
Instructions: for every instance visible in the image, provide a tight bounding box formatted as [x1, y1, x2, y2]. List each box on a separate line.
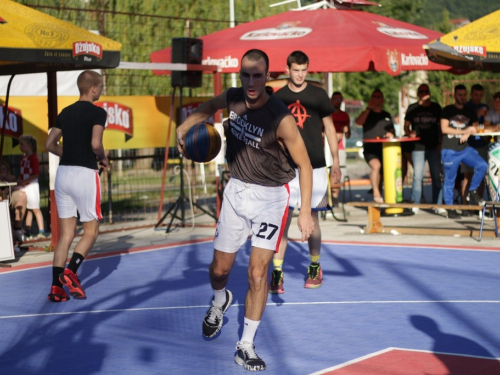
[0, 0, 122, 249]
[0, 0, 121, 74]
[424, 9, 500, 72]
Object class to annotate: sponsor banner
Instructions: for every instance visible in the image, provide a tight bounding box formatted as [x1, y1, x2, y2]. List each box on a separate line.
[202, 55, 239, 70]
[73, 41, 103, 60]
[387, 50, 430, 74]
[0, 96, 211, 155]
[453, 45, 487, 57]
[95, 101, 134, 141]
[240, 22, 312, 40]
[374, 22, 428, 40]
[0, 105, 23, 140]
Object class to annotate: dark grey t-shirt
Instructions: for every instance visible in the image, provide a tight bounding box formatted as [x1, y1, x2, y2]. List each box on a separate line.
[224, 88, 296, 186]
[441, 104, 477, 152]
[362, 110, 394, 140]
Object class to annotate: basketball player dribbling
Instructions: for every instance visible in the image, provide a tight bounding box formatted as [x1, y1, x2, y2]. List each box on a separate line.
[177, 49, 314, 372]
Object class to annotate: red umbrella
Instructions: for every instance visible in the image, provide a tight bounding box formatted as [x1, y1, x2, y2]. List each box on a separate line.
[150, 8, 449, 76]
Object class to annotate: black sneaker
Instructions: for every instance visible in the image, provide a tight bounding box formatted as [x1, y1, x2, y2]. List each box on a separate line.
[268, 269, 284, 294]
[235, 341, 266, 371]
[202, 289, 232, 338]
[466, 190, 485, 206]
[461, 209, 472, 217]
[447, 209, 461, 219]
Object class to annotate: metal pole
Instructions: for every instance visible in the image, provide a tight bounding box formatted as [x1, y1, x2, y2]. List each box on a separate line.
[0, 75, 15, 165]
[230, 0, 237, 88]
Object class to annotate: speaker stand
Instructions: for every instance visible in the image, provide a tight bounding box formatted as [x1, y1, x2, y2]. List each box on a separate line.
[155, 86, 217, 233]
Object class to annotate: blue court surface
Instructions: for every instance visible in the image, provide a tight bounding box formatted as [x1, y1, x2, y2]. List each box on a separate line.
[0, 240, 499, 374]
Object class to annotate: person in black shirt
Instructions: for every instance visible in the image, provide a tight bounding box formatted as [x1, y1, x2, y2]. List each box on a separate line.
[45, 70, 109, 302]
[404, 84, 443, 212]
[270, 51, 341, 293]
[356, 89, 395, 203]
[440, 84, 487, 219]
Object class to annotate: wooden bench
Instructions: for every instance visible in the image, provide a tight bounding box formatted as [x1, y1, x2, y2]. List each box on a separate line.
[345, 202, 500, 239]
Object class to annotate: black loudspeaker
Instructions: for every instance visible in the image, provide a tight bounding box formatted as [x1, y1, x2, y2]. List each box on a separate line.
[171, 38, 203, 88]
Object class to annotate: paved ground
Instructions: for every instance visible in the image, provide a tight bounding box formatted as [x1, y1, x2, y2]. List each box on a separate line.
[4, 182, 498, 270]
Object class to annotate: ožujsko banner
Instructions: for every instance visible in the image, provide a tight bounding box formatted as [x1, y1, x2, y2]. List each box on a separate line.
[0, 96, 213, 155]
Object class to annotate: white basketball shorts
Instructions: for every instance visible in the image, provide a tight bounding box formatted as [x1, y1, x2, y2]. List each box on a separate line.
[23, 181, 40, 210]
[214, 178, 290, 253]
[288, 166, 329, 211]
[55, 166, 102, 222]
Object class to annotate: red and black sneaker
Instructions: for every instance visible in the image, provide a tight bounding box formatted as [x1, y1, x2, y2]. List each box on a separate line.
[59, 269, 86, 298]
[48, 285, 70, 302]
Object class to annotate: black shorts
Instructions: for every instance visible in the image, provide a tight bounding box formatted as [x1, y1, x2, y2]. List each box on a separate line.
[401, 141, 414, 154]
[363, 143, 383, 163]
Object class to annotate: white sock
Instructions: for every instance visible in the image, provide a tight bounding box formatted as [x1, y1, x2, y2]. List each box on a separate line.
[241, 317, 260, 343]
[213, 288, 226, 307]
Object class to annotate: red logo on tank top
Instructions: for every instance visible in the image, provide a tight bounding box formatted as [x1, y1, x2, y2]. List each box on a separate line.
[0, 16, 7, 24]
[288, 100, 310, 129]
[95, 101, 134, 141]
[0, 105, 23, 140]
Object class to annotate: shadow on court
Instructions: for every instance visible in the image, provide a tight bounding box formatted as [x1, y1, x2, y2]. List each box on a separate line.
[80, 235, 137, 290]
[268, 241, 362, 305]
[411, 315, 500, 373]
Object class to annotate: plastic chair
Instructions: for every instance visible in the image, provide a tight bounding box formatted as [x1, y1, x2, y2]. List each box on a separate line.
[479, 180, 499, 242]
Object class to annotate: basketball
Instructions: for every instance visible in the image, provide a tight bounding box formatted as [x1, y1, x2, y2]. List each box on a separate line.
[182, 123, 222, 163]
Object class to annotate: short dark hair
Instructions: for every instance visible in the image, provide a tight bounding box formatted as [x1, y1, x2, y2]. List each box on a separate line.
[471, 83, 484, 93]
[372, 89, 383, 97]
[455, 84, 467, 94]
[493, 91, 500, 99]
[241, 49, 270, 73]
[332, 91, 342, 97]
[287, 50, 309, 67]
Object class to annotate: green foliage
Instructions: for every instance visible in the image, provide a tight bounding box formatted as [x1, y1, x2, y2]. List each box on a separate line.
[417, 0, 500, 28]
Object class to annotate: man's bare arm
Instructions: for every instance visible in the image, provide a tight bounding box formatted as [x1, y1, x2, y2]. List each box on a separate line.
[277, 114, 314, 241]
[177, 91, 228, 155]
[45, 128, 63, 158]
[323, 115, 341, 184]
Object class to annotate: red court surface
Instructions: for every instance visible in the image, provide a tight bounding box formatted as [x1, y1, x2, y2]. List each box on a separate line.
[315, 348, 500, 375]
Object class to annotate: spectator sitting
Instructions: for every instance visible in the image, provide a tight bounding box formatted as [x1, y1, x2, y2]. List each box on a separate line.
[440, 84, 487, 219]
[485, 92, 500, 128]
[0, 161, 17, 200]
[355, 89, 395, 203]
[461, 84, 489, 216]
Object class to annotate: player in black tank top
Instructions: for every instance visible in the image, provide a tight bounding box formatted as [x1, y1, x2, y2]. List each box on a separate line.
[176, 49, 314, 372]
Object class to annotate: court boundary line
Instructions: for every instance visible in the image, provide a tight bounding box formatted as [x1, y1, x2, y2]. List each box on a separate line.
[0, 237, 214, 274]
[2, 237, 498, 274]
[309, 347, 500, 374]
[320, 239, 500, 252]
[1, 300, 499, 320]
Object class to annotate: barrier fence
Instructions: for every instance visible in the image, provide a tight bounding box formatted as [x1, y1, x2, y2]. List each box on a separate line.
[4, 148, 219, 233]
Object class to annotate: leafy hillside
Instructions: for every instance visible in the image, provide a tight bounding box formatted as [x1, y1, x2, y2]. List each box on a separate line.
[418, 0, 500, 28]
